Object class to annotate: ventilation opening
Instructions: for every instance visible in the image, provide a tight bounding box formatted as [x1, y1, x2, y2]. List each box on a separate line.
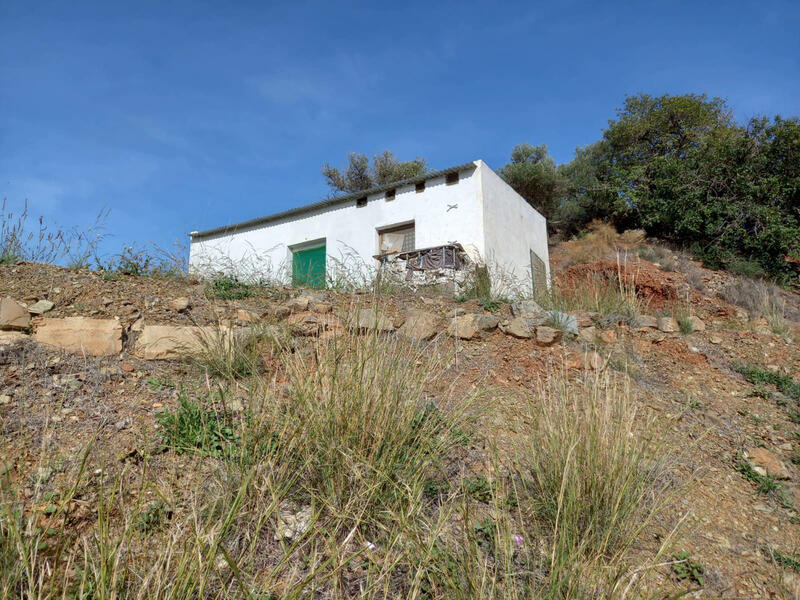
[385, 189, 396, 201]
[356, 197, 367, 208]
[445, 172, 459, 185]
[415, 181, 425, 193]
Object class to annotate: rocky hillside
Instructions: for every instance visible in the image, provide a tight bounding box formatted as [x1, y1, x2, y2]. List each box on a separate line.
[1, 240, 799, 599]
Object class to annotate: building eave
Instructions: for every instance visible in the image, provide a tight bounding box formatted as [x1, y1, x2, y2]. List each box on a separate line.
[190, 161, 478, 242]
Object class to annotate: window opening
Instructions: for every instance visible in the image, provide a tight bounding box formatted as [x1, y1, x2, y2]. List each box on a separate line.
[378, 223, 415, 255]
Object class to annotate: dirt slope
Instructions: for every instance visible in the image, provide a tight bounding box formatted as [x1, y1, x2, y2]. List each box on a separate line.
[1, 245, 799, 598]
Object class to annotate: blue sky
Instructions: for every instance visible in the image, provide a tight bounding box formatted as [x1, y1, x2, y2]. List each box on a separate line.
[2, 0, 798, 260]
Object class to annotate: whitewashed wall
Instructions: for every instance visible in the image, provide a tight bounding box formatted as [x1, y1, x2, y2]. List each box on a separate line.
[189, 166, 484, 283]
[476, 160, 550, 295]
[189, 160, 550, 295]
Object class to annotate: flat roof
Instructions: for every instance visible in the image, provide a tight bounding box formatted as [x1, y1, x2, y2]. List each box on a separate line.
[190, 161, 478, 241]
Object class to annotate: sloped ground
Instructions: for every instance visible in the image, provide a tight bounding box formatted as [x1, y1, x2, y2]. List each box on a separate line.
[1, 245, 799, 598]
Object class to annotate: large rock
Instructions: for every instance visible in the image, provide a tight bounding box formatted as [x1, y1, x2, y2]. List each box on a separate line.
[583, 350, 604, 370]
[636, 315, 659, 330]
[135, 324, 223, 360]
[577, 326, 597, 344]
[657, 316, 678, 333]
[535, 326, 562, 346]
[27, 299, 55, 315]
[397, 309, 440, 342]
[236, 309, 258, 323]
[168, 297, 191, 312]
[745, 447, 791, 480]
[288, 313, 325, 336]
[286, 297, 309, 313]
[311, 302, 332, 314]
[274, 505, 312, 541]
[353, 308, 395, 333]
[688, 315, 706, 332]
[273, 305, 292, 319]
[510, 300, 545, 319]
[447, 313, 500, 340]
[35, 317, 122, 356]
[571, 310, 599, 328]
[499, 317, 533, 339]
[598, 329, 616, 344]
[0, 298, 30, 330]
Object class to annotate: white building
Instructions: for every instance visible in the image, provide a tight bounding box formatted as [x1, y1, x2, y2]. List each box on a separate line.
[189, 160, 549, 295]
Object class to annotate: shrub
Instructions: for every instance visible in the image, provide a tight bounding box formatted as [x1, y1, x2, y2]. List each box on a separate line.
[0, 325, 683, 599]
[96, 243, 188, 278]
[619, 229, 646, 245]
[637, 246, 656, 262]
[728, 256, 766, 278]
[458, 264, 492, 301]
[677, 256, 707, 291]
[562, 220, 619, 265]
[674, 308, 695, 334]
[1, 199, 107, 267]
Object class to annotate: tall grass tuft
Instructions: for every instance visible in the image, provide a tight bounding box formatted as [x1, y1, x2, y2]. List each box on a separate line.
[279, 331, 468, 529]
[520, 374, 676, 568]
[1, 199, 108, 267]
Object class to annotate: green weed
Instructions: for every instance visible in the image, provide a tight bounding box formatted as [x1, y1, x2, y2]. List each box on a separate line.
[208, 274, 255, 300]
[146, 375, 174, 391]
[156, 394, 237, 458]
[462, 476, 494, 503]
[734, 364, 800, 401]
[136, 501, 170, 533]
[766, 546, 800, 571]
[671, 551, 705, 585]
[734, 453, 781, 495]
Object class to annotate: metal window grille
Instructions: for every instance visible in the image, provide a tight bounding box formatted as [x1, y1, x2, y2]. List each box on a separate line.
[379, 225, 415, 254]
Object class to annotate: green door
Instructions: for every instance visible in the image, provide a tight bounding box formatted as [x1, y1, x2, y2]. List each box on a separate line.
[292, 244, 326, 288]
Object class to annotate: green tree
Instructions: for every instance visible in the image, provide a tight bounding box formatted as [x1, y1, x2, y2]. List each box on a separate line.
[322, 151, 428, 194]
[558, 93, 799, 281]
[557, 141, 615, 233]
[600, 93, 735, 228]
[498, 143, 565, 221]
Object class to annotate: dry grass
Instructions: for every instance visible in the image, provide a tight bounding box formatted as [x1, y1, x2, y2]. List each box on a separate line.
[1, 316, 682, 599]
[720, 277, 788, 333]
[676, 256, 706, 292]
[517, 374, 681, 597]
[539, 260, 646, 327]
[619, 229, 646, 245]
[562, 221, 619, 265]
[1, 199, 108, 268]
